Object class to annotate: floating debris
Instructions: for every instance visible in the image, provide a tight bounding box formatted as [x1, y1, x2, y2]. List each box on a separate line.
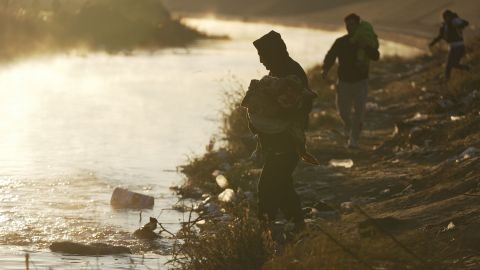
[110, 187, 154, 209]
[329, 159, 354, 168]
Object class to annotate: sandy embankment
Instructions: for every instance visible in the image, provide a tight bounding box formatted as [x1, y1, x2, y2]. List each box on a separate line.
[166, 0, 480, 48]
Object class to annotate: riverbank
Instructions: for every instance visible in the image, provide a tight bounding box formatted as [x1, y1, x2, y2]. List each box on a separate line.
[165, 0, 480, 48]
[173, 34, 480, 269]
[0, 0, 213, 63]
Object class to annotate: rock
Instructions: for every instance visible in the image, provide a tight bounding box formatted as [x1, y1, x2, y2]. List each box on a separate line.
[50, 241, 131, 255]
[215, 174, 229, 189]
[202, 201, 220, 215]
[110, 187, 154, 209]
[219, 162, 232, 172]
[134, 217, 160, 240]
[211, 170, 224, 177]
[215, 149, 229, 161]
[218, 189, 235, 203]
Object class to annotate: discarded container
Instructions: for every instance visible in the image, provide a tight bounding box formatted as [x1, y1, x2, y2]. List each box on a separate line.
[450, 115, 465, 121]
[215, 175, 229, 189]
[329, 159, 354, 168]
[218, 188, 235, 203]
[110, 187, 154, 209]
[447, 221, 456, 231]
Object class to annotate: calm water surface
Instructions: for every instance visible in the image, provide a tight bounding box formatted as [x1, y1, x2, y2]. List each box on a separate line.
[0, 17, 422, 269]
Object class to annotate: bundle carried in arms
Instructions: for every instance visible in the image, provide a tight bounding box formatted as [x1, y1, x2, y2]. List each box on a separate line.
[241, 75, 319, 165]
[350, 20, 379, 63]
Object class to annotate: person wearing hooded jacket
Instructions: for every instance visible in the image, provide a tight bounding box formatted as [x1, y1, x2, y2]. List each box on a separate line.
[322, 13, 380, 148]
[250, 30, 316, 231]
[429, 10, 470, 80]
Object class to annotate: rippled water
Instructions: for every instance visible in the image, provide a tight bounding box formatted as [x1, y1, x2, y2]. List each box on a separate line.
[0, 17, 423, 269]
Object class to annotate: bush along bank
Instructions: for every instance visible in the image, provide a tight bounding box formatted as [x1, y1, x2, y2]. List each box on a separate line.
[0, 0, 214, 62]
[172, 38, 480, 270]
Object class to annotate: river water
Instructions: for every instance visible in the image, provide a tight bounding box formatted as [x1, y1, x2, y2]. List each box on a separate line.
[0, 17, 422, 269]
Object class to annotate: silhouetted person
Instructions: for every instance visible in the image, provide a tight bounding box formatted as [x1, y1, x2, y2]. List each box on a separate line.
[322, 13, 380, 148]
[429, 10, 470, 80]
[250, 30, 315, 231]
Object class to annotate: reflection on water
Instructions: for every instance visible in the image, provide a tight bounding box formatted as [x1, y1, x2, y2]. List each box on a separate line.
[0, 17, 423, 269]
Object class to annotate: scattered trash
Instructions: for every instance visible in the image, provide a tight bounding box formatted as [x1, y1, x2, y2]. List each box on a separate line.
[366, 102, 379, 111]
[110, 187, 154, 209]
[447, 221, 456, 231]
[215, 174, 229, 189]
[218, 188, 235, 203]
[380, 188, 391, 195]
[451, 147, 480, 162]
[329, 159, 354, 168]
[450, 115, 466, 121]
[400, 184, 415, 195]
[406, 112, 428, 122]
[341, 201, 354, 211]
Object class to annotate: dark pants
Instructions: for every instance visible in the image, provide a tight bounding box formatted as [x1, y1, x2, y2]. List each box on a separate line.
[257, 132, 303, 224]
[336, 79, 368, 145]
[446, 45, 469, 79]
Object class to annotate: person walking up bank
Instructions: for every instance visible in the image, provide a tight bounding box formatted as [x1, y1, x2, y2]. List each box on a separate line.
[322, 13, 380, 148]
[429, 10, 470, 80]
[243, 30, 316, 232]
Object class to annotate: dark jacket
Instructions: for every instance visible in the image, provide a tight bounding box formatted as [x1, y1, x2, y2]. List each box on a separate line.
[269, 56, 309, 88]
[439, 18, 469, 43]
[323, 35, 380, 82]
